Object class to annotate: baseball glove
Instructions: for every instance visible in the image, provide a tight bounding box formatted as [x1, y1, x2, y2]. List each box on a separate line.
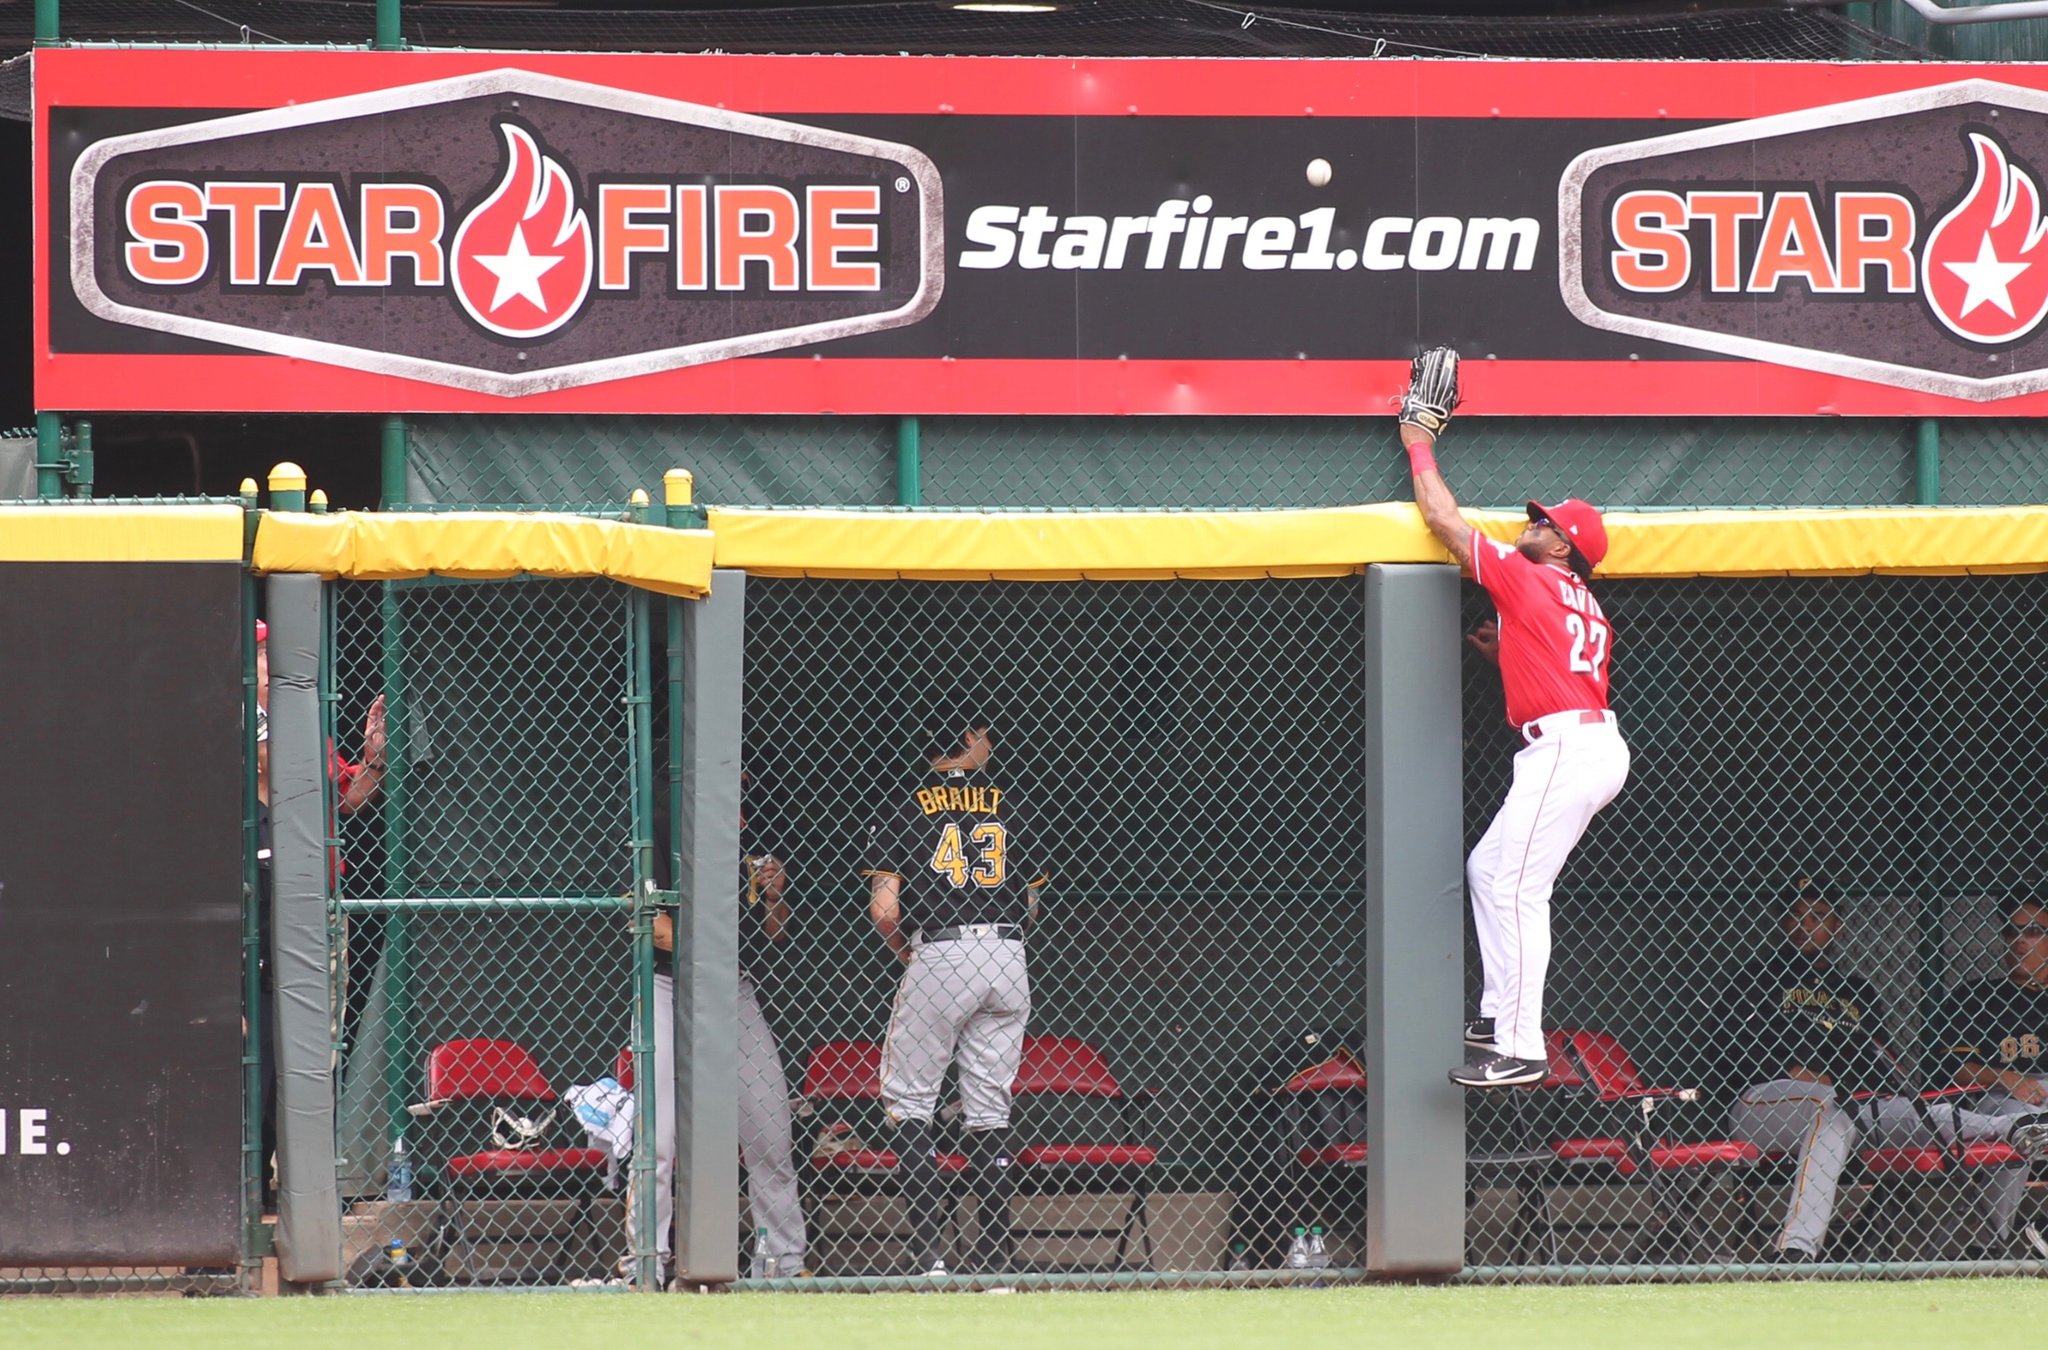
[1398, 346, 1461, 439]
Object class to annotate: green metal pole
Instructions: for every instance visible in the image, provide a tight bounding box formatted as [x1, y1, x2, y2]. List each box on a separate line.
[376, 435, 413, 1163]
[34, 413, 62, 500]
[378, 586, 413, 1161]
[373, 0, 404, 50]
[381, 416, 409, 510]
[896, 415, 922, 507]
[627, 585, 660, 1291]
[240, 565, 266, 1287]
[33, 0, 57, 44]
[1914, 418, 1940, 506]
[71, 419, 92, 499]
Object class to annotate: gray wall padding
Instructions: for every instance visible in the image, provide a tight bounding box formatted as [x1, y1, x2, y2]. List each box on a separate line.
[1364, 565, 1467, 1275]
[676, 572, 745, 1281]
[267, 573, 344, 1283]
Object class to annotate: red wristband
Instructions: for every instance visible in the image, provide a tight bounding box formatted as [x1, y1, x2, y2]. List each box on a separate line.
[1406, 442, 1439, 476]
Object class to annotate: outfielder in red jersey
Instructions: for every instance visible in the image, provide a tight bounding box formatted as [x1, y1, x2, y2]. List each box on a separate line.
[1395, 348, 1632, 1088]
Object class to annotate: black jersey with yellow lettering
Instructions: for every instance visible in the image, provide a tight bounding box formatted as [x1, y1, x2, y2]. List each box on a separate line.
[1726, 948, 1897, 1094]
[1933, 978, 2048, 1079]
[861, 767, 1046, 934]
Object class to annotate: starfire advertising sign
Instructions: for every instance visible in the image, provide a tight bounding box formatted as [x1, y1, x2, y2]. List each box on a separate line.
[1562, 80, 2048, 403]
[37, 51, 2048, 415]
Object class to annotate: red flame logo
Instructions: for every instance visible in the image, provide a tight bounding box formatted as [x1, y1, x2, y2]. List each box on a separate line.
[452, 123, 593, 339]
[1922, 132, 2048, 345]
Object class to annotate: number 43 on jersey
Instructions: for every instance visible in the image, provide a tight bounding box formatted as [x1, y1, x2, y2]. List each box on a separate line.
[931, 822, 1007, 888]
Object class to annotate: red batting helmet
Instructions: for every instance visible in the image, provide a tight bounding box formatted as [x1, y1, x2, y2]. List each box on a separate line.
[1526, 498, 1608, 571]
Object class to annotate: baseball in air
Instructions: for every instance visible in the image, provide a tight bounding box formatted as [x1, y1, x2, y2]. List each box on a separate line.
[1305, 157, 1333, 187]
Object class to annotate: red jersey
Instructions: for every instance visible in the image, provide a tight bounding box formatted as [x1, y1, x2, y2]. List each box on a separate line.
[1469, 527, 1612, 727]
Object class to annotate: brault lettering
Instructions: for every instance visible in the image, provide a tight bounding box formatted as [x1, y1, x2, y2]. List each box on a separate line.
[123, 178, 885, 294]
[959, 198, 1539, 272]
[1609, 188, 1918, 296]
[916, 785, 1003, 816]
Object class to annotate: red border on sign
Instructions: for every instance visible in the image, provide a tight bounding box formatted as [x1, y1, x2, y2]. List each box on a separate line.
[36, 354, 2048, 418]
[31, 50, 2048, 119]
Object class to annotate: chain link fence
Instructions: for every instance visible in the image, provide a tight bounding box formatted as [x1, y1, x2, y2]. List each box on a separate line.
[736, 576, 1365, 1284]
[1454, 572, 2048, 1277]
[305, 563, 2048, 1289]
[406, 416, 2048, 514]
[327, 576, 649, 1290]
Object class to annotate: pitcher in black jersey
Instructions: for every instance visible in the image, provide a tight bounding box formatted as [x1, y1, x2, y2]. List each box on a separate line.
[861, 712, 1047, 1277]
[1930, 898, 2048, 1256]
[1726, 879, 2048, 1262]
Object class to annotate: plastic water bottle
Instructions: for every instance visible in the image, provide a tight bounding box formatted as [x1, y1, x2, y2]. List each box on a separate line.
[1284, 1226, 1310, 1269]
[387, 1134, 414, 1204]
[1226, 1241, 1252, 1272]
[1306, 1225, 1330, 1270]
[382, 1239, 416, 1289]
[754, 1226, 770, 1279]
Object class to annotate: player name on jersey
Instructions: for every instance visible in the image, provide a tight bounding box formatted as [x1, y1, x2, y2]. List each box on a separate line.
[1555, 577, 1605, 622]
[915, 785, 1003, 817]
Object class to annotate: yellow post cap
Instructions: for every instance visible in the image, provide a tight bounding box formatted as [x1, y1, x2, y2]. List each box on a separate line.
[309, 489, 330, 513]
[629, 488, 650, 507]
[268, 462, 308, 492]
[239, 477, 260, 497]
[665, 469, 695, 506]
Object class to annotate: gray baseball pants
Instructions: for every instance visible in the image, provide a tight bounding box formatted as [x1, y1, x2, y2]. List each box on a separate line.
[1732, 1077, 2029, 1255]
[649, 971, 807, 1274]
[881, 936, 1030, 1129]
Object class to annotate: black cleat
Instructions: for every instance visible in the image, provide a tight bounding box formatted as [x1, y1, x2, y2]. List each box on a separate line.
[1463, 1018, 1496, 1050]
[1767, 1247, 1815, 1265]
[1448, 1053, 1546, 1088]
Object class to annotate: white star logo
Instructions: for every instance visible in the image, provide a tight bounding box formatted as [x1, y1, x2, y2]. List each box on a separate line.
[1943, 234, 2030, 320]
[472, 223, 564, 315]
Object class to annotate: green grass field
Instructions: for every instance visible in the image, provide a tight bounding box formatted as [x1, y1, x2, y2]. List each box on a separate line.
[4, 1281, 2046, 1349]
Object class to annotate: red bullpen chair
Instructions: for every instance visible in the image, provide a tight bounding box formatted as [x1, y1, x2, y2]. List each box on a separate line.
[1009, 1035, 1160, 1271]
[1842, 1084, 2027, 1261]
[416, 1038, 611, 1284]
[1551, 1028, 1760, 1263]
[798, 1039, 968, 1273]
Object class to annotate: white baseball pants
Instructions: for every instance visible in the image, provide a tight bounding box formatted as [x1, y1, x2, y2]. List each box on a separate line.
[1468, 711, 1630, 1063]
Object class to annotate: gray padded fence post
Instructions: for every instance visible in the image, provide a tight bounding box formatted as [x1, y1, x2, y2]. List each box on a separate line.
[1363, 563, 1467, 1276]
[675, 569, 744, 1283]
[267, 573, 344, 1283]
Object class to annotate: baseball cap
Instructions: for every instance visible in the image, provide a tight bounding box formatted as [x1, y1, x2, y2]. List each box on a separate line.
[1526, 498, 1608, 571]
[255, 619, 268, 642]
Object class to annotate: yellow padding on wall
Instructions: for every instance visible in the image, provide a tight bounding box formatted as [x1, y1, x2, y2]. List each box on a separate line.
[0, 504, 244, 562]
[255, 512, 715, 598]
[708, 504, 1446, 580]
[1601, 506, 2048, 578]
[709, 504, 2048, 581]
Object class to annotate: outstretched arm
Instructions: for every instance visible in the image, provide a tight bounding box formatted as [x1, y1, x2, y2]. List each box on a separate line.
[1400, 425, 1473, 572]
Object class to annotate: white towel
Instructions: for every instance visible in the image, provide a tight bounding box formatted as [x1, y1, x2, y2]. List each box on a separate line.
[564, 1076, 635, 1188]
